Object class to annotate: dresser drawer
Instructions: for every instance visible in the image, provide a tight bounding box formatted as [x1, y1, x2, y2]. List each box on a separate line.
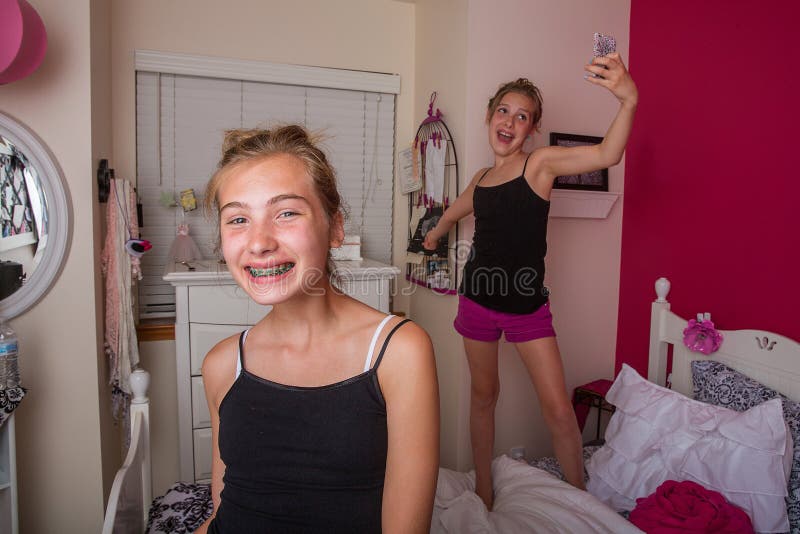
[190, 323, 245, 375]
[193, 427, 213, 482]
[188, 284, 272, 324]
[338, 278, 388, 311]
[191, 376, 211, 428]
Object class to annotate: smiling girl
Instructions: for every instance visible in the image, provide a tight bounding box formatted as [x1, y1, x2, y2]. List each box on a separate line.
[196, 125, 439, 533]
[423, 53, 638, 509]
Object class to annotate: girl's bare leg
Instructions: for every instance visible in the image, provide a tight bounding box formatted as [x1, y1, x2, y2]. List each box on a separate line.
[515, 336, 585, 489]
[463, 337, 501, 509]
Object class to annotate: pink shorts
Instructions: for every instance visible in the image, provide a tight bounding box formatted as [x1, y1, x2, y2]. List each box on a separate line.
[454, 295, 556, 343]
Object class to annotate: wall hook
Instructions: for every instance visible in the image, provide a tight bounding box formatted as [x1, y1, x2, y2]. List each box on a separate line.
[97, 158, 111, 203]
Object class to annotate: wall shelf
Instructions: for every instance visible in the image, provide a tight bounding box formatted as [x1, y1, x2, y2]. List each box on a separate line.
[549, 190, 621, 219]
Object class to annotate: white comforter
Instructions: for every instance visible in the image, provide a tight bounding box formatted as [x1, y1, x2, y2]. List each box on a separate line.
[432, 455, 643, 534]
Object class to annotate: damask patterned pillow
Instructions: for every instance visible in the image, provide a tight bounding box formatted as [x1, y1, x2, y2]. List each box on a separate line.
[0, 386, 25, 428]
[528, 445, 602, 483]
[693, 360, 800, 533]
[146, 482, 212, 534]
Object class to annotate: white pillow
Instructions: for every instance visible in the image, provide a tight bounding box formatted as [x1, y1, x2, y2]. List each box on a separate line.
[587, 364, 792, 533]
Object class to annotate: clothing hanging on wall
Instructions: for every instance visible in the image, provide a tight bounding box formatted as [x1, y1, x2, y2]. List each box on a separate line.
[101, 178, 142, 422]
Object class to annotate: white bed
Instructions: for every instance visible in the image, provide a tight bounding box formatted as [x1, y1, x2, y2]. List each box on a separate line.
[432, 277, 800, 533]
[103, 277, 800, 533]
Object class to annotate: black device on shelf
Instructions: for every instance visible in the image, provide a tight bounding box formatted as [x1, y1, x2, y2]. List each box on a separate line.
[0, 261, 24, 300]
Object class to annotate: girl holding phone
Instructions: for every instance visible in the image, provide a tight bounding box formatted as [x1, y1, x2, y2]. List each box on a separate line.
[423, 52, 637, 509]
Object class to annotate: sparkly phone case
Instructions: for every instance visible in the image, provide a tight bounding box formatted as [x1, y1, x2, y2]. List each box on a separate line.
[593, 33, 616, 57]
[591, 33, 616, 78]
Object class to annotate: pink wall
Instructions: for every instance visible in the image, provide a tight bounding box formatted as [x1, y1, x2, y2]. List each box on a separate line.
[617, 1, 800, 374]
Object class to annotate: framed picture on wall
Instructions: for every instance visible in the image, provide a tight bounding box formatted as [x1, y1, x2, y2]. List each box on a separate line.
[549, 132, 609, 191]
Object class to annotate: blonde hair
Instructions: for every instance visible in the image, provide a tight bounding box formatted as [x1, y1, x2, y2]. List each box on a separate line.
[486, 78, 544, 131]
[204, 124, 343, 273]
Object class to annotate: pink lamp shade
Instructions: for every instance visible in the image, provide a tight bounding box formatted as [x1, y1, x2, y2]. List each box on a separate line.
[0, 0, 47, 85]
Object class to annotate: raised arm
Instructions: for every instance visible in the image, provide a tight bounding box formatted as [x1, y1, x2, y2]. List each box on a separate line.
[194, 337, 238, 534]
[378, 321, 439, 533]
[532, 53, 638, 184]
[422, 167, 486, 250]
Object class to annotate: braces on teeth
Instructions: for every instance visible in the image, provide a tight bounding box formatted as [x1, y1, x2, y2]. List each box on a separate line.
[249, 263, 295, 277]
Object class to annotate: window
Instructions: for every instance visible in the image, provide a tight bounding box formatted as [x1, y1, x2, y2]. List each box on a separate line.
[135, 51, 399, 318]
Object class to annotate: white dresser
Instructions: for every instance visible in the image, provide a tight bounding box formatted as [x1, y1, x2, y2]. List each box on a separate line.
[164, 258, 400, 483]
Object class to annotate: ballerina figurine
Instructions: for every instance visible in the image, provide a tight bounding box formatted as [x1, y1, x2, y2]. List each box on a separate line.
[168, 223, 203, 263]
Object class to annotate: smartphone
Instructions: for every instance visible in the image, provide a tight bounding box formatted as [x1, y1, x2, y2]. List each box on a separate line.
[593, 33, 616, 58]
[591, 33, 616, 78]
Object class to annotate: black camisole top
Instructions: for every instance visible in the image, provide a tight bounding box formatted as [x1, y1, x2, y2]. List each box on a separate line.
[460, 155, 551, 314]
[208, 318, 410, 533]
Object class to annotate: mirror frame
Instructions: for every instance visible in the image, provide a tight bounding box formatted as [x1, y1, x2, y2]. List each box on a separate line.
[0, 111, 72, 319]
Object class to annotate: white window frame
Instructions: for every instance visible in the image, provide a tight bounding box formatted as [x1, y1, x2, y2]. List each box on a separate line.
[135, 50, 401, 94]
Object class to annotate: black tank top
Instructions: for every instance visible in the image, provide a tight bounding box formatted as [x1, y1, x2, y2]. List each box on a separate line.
[209, 318, 410, 534]
[460, 155, 550, 314]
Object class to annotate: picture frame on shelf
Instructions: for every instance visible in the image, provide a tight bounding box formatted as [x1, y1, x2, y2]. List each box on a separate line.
[549, 132, 609, 191]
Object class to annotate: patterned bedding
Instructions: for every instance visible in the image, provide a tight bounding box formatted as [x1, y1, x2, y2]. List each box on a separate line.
[146, 482, 212, 534]
[528, 444, 601, 482]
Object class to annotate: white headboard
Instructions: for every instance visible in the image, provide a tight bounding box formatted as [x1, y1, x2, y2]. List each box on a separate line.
[648, 277, 800, 402]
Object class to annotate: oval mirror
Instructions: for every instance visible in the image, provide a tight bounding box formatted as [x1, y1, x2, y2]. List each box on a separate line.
[0, 111, 71, 319]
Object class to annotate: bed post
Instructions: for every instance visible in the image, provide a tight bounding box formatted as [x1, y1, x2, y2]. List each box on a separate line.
[129, 367, 152, 528]
[648, 277, 671, 386]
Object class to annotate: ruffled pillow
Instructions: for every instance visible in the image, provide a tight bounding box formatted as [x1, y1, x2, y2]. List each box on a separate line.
[587, 364, 792, 533]
[693, 359, 800, 533]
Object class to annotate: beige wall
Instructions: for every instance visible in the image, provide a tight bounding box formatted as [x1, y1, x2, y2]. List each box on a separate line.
[411, 0, 471, 470]
[412, 0, 631, 468]
[90, 0, 119, 503]
[138, 340, 180, 496]
[0, 0, 110, 531]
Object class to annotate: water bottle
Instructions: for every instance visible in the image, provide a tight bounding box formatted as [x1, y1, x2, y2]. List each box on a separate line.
[0, 318, 19, 389]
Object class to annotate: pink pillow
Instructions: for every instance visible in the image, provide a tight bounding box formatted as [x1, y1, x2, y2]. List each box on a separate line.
[630, 479, 754, 533]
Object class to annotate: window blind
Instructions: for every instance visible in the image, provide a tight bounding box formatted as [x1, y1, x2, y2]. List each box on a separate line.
[135, 71, 396, 318]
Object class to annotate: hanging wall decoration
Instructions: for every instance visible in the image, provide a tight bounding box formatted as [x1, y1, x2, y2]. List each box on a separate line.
[404, 93, 459, 294]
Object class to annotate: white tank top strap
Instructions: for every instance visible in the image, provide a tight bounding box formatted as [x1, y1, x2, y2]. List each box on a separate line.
[235, 328, 250, 380]
[363, 314, 396, 372]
